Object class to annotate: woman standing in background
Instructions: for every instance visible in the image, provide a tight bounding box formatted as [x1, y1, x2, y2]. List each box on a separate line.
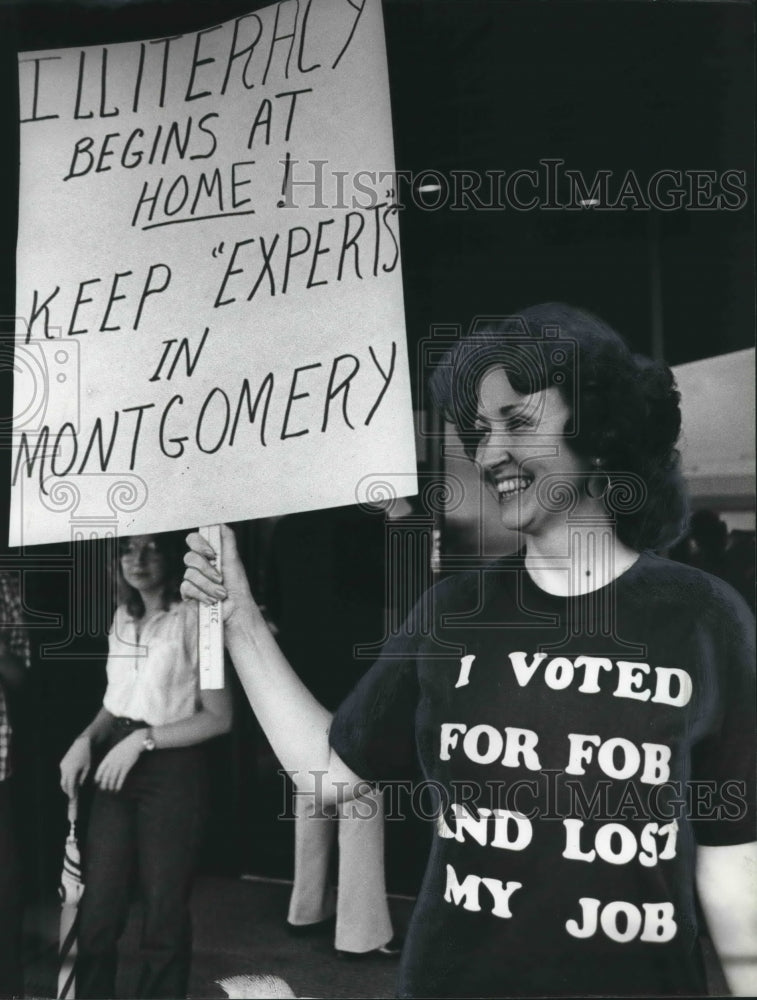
[60, 532, 232, 999]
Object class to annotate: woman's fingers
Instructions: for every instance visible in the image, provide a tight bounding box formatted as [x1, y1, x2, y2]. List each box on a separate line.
[185, 530, 216, 560]
[180, 579, 208, 605]
[60, 764, 75, 797]
[187, 525, 242, 571]
[183, 526, 249, 624]
[96, 754, 121, 792]
[183, 548, 223, 582]
[220, 523, 239, 554]
[60, 745, 92, 796]
[180, 568, 227, 603]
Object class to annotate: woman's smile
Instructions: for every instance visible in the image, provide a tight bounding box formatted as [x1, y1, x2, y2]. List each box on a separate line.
[484, 461, 535, 502]
[475, 365, 594, 535]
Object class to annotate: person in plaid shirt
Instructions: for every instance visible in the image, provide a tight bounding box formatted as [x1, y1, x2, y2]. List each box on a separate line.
[0, 571, 31, 999]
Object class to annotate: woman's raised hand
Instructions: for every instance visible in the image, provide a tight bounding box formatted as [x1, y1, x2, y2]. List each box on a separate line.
[181, 525, 252, 624]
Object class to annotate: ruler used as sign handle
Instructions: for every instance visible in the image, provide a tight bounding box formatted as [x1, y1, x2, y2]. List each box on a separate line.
[198, 524, 225, 689]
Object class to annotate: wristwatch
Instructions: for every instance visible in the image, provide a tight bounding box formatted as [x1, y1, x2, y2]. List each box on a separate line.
[141, 728, 156, 752]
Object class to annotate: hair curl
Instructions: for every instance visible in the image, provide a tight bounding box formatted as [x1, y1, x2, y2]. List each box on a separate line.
[116, 530, 187, 619]
[428, 302, 689, 551]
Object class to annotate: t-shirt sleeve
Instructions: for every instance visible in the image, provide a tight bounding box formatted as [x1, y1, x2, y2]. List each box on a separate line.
[691, 585, 756, 846]
[329, 612, 421, 783]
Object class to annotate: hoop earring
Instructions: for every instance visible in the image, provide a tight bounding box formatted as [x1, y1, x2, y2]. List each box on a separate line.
[586, 458, 611, 501]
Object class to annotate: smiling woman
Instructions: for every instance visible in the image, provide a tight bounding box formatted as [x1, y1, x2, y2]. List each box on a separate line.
[181, 303, 756, 999]
[474, 364, 586, 536]
[431, 303, 689, 564]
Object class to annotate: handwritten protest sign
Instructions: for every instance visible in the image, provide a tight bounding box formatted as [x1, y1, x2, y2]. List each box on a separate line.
[10, 0, 416, 546]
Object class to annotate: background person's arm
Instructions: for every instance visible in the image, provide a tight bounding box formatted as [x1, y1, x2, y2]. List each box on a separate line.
[0, 574, 31, 688]
[697, 840, 757, 996]
[0, 636, 26, 690]
[182, 526, 370, 805]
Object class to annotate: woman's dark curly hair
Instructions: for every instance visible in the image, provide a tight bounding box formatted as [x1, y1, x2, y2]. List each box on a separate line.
[428, 302, 689, 552]
[115, 530, 188, 619]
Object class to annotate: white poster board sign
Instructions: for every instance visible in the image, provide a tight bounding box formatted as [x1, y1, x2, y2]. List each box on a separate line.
[10, 0, 416, 546]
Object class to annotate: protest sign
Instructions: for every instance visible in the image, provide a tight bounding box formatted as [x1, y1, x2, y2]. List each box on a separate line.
[10, 0, 416, 546]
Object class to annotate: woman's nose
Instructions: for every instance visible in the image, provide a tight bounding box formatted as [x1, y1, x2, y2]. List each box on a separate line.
[476, 431, 514, 466]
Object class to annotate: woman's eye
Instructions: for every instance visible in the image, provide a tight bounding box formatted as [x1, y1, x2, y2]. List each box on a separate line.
[506, 415, 531, 431]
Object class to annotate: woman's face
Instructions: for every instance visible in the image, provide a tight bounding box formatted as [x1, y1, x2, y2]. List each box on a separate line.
[120, 535, 167, 595]
[474, 365, 590, 536]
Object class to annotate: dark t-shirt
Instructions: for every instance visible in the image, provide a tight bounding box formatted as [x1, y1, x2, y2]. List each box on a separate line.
[330, 552, 756, 998]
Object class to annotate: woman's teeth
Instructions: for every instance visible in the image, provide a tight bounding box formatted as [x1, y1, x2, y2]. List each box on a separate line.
[496, 476, 532, 497]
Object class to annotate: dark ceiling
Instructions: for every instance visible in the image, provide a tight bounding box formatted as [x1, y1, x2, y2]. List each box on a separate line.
[0, 0, 754, 382]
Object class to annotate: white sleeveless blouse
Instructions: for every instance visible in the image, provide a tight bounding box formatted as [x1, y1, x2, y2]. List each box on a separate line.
[103, 601, 199, 726]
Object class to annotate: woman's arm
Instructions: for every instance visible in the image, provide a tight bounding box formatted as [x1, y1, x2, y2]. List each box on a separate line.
[697, 841, 757, 996]
[94, 638, 235, 793]
[59, 706, 116, 796]
[80, 705, 116, 745]
[93, 687, 233, 793]
[150, 684, 232, 748]
[181, 526, 368, 805]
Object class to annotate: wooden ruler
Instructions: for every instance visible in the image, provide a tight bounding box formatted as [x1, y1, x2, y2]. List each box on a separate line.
[198, 524, 224, 689]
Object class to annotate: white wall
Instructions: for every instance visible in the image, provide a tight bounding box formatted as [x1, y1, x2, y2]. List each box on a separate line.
[673, 347, 755, 506]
